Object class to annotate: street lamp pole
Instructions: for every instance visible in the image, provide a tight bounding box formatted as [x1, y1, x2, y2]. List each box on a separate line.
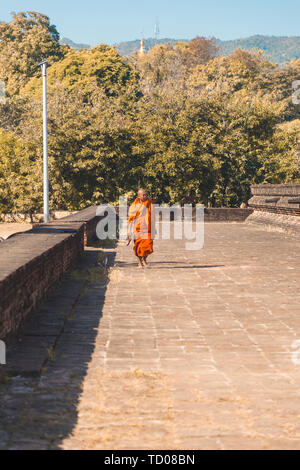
[38, 60, 49, 223]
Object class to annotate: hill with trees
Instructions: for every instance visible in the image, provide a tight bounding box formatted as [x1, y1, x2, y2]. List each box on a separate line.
[112, 35, 300, 65]
[217, 35, 300, 64]
[60, 37, 91, 50]
[61, 34, 300, 65]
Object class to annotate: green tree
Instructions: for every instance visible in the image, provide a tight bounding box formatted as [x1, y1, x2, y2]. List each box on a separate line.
[0, 11, 64, 96]
[23, 45, 138, 98]
[183, 36, 219, 68]
[0, 129, 42, 215]
[1, 18, 299, 214]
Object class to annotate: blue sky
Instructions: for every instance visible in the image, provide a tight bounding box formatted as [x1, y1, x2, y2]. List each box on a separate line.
[0, 0, 299, 46]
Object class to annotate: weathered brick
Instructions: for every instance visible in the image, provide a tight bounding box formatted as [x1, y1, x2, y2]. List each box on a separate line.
[0, 209, 104, 339]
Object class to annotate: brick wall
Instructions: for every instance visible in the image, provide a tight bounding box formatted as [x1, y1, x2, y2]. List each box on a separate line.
[56, 206, 102, 245]
[203, 208, 253, 222]
[248, 184, 300, 216]
[157, 207, 253, 222]
[0, 207, 103, 340]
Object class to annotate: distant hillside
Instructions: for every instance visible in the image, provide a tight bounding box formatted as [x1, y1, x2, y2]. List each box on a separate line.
[60, 37, 91, 50]
[114, 35, 300, 64]
[60, 35, 300, 64]
[217, 35, 300, 64]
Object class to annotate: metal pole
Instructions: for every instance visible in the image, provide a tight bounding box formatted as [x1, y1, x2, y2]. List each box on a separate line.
[39, 60, 49, 223]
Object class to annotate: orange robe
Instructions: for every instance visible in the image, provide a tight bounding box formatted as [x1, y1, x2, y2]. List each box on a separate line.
[128, 198, 154, 258]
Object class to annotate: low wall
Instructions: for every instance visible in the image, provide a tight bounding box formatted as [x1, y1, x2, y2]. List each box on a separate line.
[0, 211, 77, 223]
[53, 206, 101, 245]
[0, 207, 102, 340]
[247, 184, 300, 234]
[248, 184, 300, 216]
[246, 211, 300, 235]
[157, 207, 253, 222]
[204, 208, 253, 222]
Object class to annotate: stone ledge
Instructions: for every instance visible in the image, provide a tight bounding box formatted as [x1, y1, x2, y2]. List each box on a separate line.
[248, 204, 300, 216]
[251, 183, 300, 197]
[55, 206, 103, 245]
[0, 206, 104, 340]
[249, 183, 300, 214]
[157, 207, 253, 222]
[0, 228, 84, 339]
[246, 210, 300, 236]
[0, 250, 99, 379]
[203, 208, 253, 222]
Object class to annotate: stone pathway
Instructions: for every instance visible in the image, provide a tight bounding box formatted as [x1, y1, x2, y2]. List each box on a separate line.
[1, 222, 300, 449]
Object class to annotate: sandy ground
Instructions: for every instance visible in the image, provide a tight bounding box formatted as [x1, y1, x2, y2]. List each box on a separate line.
[0, 223, 33, 240]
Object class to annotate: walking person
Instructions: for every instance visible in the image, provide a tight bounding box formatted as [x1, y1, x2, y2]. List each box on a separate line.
[127, 189, 155, 268]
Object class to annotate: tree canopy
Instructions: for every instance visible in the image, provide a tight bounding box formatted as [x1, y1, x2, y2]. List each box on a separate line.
[0, 11, 63, 96]
[0, 11, 299, 215]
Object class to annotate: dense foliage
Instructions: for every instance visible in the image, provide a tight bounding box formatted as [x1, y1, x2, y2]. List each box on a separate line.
[0, 11, 300, 214]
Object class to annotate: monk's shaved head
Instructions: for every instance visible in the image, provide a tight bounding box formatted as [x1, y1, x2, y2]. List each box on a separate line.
[138, 188, 147, 195]
[138, 188, 148, 201]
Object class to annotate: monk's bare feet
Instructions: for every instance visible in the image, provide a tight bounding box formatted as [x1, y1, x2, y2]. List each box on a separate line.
[143, 257, 150, 268]
[137, 257, 144, 268]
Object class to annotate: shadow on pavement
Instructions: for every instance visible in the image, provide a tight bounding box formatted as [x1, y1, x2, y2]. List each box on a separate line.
[116, 260, 224, 270]
[0, 244, 116, 450]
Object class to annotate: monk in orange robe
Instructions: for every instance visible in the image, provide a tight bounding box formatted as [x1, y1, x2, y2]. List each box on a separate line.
[127, 189, 155, 268]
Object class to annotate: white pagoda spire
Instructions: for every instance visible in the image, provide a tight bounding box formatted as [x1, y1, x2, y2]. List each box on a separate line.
[139, 38, 146, 56]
